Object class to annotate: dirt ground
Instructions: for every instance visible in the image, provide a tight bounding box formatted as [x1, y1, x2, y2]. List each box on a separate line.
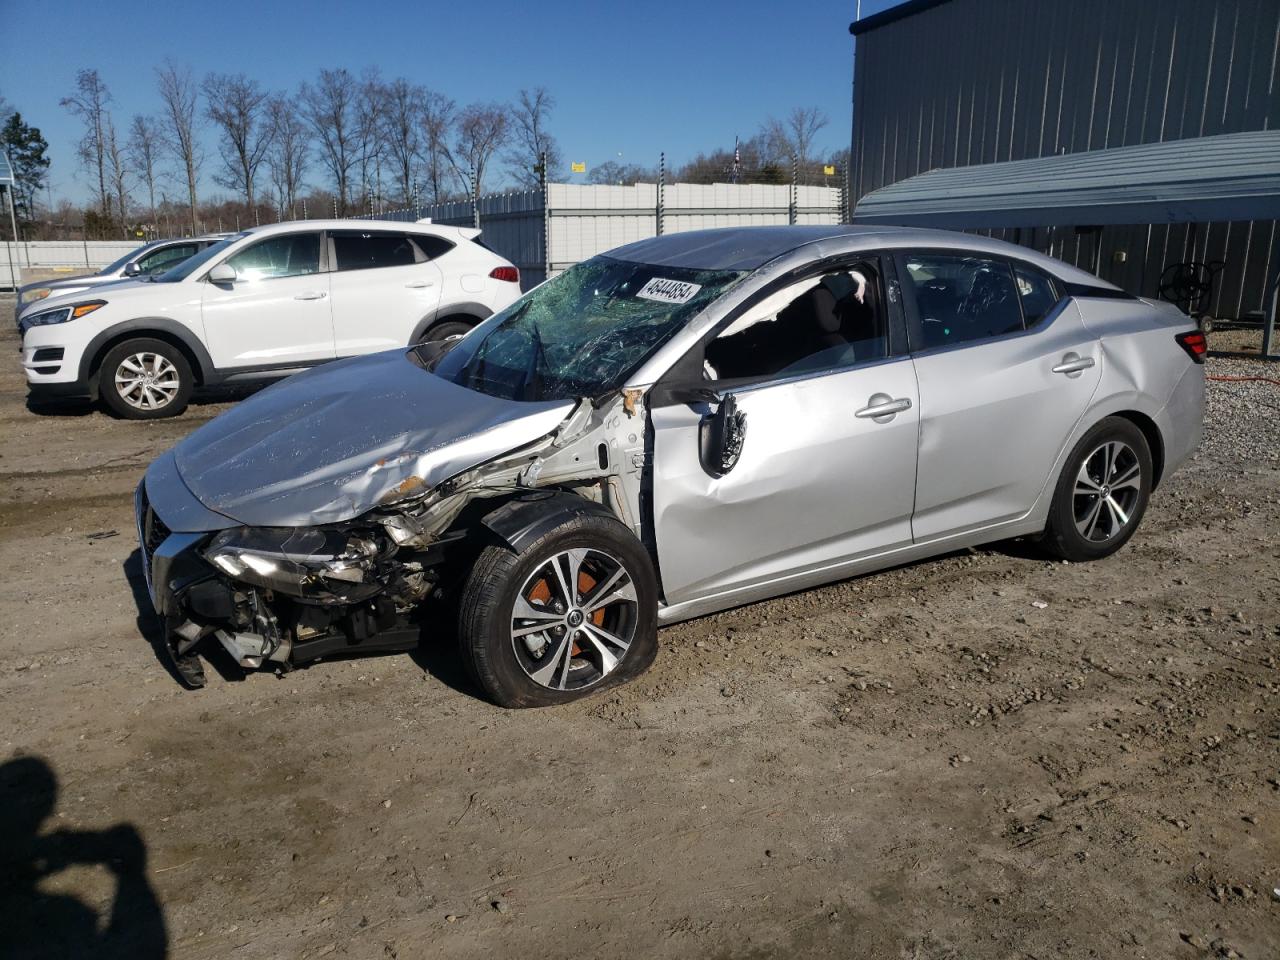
[1, 297, 1276, 960]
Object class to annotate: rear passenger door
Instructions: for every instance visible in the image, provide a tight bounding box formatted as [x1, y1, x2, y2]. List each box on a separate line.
[898, 251, 1102, 542]
[327, 229, 445, 356]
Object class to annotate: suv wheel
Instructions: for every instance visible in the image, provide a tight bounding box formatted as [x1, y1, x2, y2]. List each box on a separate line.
[1041, 416, 1153, 562]
[458, 513, 659, 707]
[419, 318, 473, 343]
[99, 338, 193, 419]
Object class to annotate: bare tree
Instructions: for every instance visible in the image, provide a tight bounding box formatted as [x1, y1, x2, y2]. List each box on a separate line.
[504, 87, 562, 188]
[761, 106, 830, 171]
[417, 91, 455, 204]
[355, 70, 387, 210]
[298, 69, 359, 214]
[60, 69, 112, 216]
[266, 94, 308, 218]
[156, 61, 202, 233]
[128, 115, 162, 231]
[203, 72, 272, 212]
[382, 78, 423, 205]
[446, 102, 509, 198]
[104, 116, 130, 235]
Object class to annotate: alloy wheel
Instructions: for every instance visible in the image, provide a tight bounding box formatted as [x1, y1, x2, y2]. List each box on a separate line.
[1072, 440, 1142, 542]
[511, 548, 639, 691]
[114, 352, 180, 411]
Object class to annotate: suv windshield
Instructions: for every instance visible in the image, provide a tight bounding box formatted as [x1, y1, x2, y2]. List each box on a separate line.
[433, 255, 745, 401]
[153, 234, 248, 282]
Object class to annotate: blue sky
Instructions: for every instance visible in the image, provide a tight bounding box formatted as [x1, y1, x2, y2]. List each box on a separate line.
[0, 0, 898, 204]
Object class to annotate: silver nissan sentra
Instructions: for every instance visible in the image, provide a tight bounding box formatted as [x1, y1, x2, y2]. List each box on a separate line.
[136, 225, 1205, 705]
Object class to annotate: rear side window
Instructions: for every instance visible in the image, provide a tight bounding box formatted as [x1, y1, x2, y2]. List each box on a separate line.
[1014, 264, 1059, 326]
[902, 254, 1024, 349]
[331, 231, 419, 271]
[416, 235, 455, 260]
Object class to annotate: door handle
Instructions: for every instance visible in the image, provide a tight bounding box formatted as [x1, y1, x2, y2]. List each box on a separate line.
[855, 394, 912, 421]
[405, 280, 435, 288]
[1052, 353, 1095, 376]
[294, 291, 327, 301]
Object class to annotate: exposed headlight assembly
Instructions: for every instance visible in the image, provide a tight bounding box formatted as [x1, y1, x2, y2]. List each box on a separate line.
[21, 287, 52, 305]
[204, 526, 391, 603]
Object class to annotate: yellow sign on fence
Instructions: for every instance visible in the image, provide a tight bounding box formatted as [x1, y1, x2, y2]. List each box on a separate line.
[571, 161, 586, 173]
[823, 165, 836, 176]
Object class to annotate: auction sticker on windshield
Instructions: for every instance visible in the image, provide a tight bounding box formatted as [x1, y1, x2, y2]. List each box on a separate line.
[635, 277, 702, 304]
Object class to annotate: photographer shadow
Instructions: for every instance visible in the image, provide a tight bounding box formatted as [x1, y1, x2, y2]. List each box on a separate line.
[0, 755, 168, 960]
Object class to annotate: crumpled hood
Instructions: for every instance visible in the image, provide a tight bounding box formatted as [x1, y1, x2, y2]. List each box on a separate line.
[173, 350, 573, 527]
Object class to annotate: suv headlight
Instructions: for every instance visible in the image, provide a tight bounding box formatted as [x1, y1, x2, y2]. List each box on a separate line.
[204, 526, 391, 603]
[21, 300, 107, 329]
[21, 287, 52, 306]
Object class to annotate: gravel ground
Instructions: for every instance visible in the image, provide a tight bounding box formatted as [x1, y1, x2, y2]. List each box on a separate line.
[1, 296, 1277, 960]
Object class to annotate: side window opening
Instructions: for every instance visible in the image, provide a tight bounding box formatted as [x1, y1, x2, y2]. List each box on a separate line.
[903, 255, 1024, 349]
[705, 260, 889, 383]
[331, 231, 419, 271]
[1013, 264, 1059, 326]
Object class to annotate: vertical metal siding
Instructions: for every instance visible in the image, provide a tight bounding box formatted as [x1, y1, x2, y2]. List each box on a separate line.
[852, 0, 1280, 317]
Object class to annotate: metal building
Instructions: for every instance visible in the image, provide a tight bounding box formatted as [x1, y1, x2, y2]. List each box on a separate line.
[849, 0, 1280, 321]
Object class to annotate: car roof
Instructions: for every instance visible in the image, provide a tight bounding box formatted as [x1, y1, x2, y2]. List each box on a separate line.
[606, 224, 1116, 289]
[235, 219, 474, 239]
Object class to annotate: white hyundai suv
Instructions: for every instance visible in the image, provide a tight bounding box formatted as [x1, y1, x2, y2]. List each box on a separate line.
[18, 220, 523, 418]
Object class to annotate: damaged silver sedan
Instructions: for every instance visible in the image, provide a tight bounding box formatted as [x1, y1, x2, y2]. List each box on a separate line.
[136, 225, 1205, 705]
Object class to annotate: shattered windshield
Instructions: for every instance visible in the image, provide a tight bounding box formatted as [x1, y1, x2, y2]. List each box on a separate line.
[432, 255, 745, 401]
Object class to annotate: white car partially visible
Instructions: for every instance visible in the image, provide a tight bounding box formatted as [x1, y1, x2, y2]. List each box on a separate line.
[19, 220, 523, 418]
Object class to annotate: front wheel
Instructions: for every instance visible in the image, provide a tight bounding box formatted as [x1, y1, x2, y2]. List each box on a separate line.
[98, 338, 193, 419]
[1041, 416, 1153, 561]
[457, 512, 659, 707]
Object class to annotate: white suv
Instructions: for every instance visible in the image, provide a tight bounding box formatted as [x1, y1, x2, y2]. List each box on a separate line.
[19, 220, 523, 419]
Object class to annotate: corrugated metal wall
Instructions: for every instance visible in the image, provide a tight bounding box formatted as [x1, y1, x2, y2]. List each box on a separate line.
[851, 0, 1280, 318]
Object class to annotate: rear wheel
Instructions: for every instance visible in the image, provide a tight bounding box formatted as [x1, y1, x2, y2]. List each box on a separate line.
[99, 338, 193, 419]
[1041, 417, 1152, 561]
[458, 513, 658, 707]
[419, 318, 474, 343]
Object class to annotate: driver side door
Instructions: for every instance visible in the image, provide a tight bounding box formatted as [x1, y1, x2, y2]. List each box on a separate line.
[649, 257, 920, 607]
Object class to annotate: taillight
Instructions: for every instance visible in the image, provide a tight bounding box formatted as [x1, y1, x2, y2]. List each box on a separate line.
[1175, 330, 1207, 363]
[489, 266, 519, 283]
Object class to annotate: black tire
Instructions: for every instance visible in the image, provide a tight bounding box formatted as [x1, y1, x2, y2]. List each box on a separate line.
[419, 319, 474, 343]
[98, 338, 193, 419]
[458, 512, 659, 707]
[1041, 416, 1153, 562]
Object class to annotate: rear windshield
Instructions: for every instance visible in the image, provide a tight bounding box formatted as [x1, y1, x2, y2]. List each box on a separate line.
[432, 255, 745, 402]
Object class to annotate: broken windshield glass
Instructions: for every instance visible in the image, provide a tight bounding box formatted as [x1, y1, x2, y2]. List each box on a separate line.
[432, 255, 746, 401]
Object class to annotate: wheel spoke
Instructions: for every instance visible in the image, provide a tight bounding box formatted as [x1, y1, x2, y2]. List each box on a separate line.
[547, 555, 575, 607]
[1105, 495, 1129, 528]
[580, 622, 630, 675]
[528, 635, 572, 688]
[513, 595, 560, 623]
[1111, 462, 1140, 491]
[582, 567, 636, 613]
[1077, 497, 1104, 539]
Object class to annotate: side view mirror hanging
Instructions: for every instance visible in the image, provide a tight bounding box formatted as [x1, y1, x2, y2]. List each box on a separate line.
[699, 393, 747, 478]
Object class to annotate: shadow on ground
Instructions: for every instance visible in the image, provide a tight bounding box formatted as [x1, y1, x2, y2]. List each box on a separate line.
[0, 755, 168, 959]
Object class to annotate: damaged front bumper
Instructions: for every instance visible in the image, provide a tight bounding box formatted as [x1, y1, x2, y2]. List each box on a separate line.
[135, 476, 435, 688]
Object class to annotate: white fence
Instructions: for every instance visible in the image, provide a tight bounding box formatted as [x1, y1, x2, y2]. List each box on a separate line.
[3, 182, 844, 292]
[375, 180, 845, 288]
[1, 241, 138, 289]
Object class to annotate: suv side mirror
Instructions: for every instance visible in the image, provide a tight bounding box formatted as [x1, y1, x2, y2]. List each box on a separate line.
[123, 262, 142, 277]
[207, 262, 237, 284]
